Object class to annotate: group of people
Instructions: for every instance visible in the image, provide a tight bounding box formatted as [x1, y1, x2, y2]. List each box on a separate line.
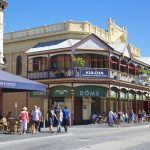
[91, 112, 107, 124]
[19, 104, 70, 135]
[108, 109, 147, 127]
[47, 104, 70, 133]
[19, 105, 42, 134]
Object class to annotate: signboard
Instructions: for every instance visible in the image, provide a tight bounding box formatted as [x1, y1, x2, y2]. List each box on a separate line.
[74, 85, 108, 97]
[51, 86, 71, 97]
[73, 69, 108, 78]
[30, 90, 48, 97]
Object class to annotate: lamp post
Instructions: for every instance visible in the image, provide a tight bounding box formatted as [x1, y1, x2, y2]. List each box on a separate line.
[146, 93, 150, 119]
[118, 89, 120, 111]
[0, 0, 7, 69]
[70, 88, 74, 126]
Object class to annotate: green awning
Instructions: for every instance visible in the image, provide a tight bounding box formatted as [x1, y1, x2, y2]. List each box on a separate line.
[120, 89, 128, 99]
[128, 93, 134, 99]
[128, 90, 136, 100]
[74, 85, 108, 97]
[51, 86, 71, 97]
[110, 87, 118, 98]
[136, 92, 142, 100]
[110, 90, 117, 98]
[143, 95, 146, 100]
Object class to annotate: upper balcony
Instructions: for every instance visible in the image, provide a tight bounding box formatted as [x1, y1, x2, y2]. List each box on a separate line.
[27, 68, 150, 87]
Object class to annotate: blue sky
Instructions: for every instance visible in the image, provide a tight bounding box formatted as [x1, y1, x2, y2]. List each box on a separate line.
[4, 0, 150, 56]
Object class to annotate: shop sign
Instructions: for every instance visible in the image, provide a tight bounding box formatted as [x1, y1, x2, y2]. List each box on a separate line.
[74, 86, 107, 97]
[51, 86, 71, 97]
[79, 90, 100, 97]
[30, 90, 48, 97]
[74, 69, 108, 78]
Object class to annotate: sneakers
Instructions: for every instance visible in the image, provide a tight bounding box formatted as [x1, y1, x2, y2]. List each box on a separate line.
[57, 129, 61, 133]
[49, 131, 54, 133]
[65, 127, 68, 132]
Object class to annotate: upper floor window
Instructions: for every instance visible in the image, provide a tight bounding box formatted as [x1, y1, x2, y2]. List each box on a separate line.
[2, 57, 6, 71]
[3, 57, 6, 64]
[16, 55, 22, 75]
[33, 57, 41, 71]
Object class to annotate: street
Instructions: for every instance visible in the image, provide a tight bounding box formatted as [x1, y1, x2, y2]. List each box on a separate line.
[0, 124, 150, 150]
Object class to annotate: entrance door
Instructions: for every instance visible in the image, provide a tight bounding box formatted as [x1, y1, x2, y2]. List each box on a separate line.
[143, 101, 148, 114]
[91, 97, 100, 114]
[74, 97, 82, 125]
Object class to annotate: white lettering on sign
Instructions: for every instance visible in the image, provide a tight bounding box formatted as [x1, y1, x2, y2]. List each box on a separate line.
[85, 71, 104, 75]
[55, 90, 68, 95]
[80, 91, 99, 97]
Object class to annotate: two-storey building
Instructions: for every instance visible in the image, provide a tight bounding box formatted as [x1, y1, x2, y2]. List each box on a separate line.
[3, 19, 150, 124]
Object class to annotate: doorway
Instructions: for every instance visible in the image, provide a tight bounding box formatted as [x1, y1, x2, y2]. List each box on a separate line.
[74, 97, 82, 125]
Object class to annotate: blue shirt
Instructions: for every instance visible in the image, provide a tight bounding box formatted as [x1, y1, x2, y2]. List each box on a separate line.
[62, 108, 69, 119]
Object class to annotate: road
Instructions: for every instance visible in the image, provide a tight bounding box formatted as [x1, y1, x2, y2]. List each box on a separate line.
[0, 124, 150, 150]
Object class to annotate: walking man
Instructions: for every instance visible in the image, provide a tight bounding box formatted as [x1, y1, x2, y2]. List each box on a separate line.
[62, 106, 70, 132]
[55, 103, 63, 132]
[47, 105, 55, 133]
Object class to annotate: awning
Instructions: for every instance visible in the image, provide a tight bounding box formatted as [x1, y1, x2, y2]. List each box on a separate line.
[0, 70, 46, 92]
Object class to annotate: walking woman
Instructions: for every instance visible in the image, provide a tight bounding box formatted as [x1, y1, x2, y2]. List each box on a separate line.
[19, 107, 29, 134]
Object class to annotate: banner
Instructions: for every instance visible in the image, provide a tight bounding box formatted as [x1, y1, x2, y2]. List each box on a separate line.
[74, 68, 108, 78]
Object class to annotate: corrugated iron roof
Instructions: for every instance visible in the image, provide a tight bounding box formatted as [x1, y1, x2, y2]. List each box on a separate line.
[26, 39, 81, 53]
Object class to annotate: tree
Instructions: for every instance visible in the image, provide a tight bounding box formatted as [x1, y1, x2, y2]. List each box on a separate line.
[71, 55, 85, 68]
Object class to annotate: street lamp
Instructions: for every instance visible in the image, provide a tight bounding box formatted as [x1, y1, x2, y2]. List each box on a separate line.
[70, 89, 74, 126]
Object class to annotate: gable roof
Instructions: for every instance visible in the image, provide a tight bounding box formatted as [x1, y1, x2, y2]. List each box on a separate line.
[109, 43, 132, 58]
[71, 33, 114, 51]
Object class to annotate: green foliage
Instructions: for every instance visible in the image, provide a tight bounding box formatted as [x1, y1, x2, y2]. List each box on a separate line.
[71, 55, 85, 68]
[139, 66, 150, 75]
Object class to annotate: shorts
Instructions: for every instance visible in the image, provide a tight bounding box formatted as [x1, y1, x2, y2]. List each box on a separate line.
[33, 120, 39, 129]
[49, 118, 54, 126]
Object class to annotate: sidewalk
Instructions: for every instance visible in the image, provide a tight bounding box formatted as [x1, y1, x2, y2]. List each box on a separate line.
[72, 122, 150, 128]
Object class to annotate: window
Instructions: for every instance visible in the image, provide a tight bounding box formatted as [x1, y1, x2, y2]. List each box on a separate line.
[16, 56, 22, 75]
[33, 57, 41, 71]
[3, 57, 6, 64]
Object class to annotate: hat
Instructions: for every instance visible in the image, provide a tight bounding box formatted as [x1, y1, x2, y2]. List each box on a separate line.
[23, 107, 27, 111]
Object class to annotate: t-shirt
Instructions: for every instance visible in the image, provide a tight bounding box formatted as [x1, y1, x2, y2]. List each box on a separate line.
[55, 108, 61, 118]
[47, 109, 55, 118]
[62, 108, 69, 119]
[20, 111, 28, 121]
[32, 109, 41, 121]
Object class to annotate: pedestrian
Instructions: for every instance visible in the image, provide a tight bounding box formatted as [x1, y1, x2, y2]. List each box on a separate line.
[108, 109, 114, 127]
[31, 105, 41, 134]
[19, 107, 28, 135]
[124, 111, 129, 124]
[141, 110, 146, 124]
[47, 105, 55, 133]
[38, 107, 42, 132]
[118, 110, 123, 127]
[129, 110, 134, 124]
[138, 110, 142, 124]
[62, 106, 70, 132]
[55, 103, 63, 132]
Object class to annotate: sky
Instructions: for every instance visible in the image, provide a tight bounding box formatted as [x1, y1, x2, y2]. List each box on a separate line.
[3, 0, 150, 56]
